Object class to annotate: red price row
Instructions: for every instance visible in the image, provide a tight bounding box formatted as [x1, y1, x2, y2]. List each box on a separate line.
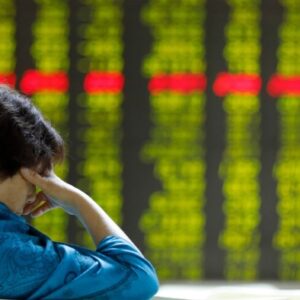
[0, 70, 124, 94]
[149, 72, 300, 97]
[1, 70, 300, 97]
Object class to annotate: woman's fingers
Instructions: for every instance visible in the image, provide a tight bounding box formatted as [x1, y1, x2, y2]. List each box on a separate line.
[20, 167, 65, 200]
[20, 167, 78, 216]
[20, 168, 49, 190]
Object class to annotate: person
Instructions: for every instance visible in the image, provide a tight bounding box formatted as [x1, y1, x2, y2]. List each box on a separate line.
[0, 86, 159, 299]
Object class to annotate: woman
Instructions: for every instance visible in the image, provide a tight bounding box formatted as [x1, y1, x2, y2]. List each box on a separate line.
[0, 86, 159, 299]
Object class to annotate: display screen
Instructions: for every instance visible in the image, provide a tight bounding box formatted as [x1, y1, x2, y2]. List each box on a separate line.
[1, 0, 299, 280]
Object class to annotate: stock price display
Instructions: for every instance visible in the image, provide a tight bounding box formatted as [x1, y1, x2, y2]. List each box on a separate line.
[2, 0, 300, 281]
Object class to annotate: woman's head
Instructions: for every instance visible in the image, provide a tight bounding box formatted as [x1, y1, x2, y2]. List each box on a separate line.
[0, 85, 64, 214]
[0, 85, 64, 178]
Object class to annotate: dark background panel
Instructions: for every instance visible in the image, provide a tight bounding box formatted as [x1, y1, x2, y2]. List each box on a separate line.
[204, 0, 228, 279]
[259, 0, 282, 279]
[122, 0, 160, 252]
[15, 0, 35, 90]
[68, 0, 87, 245]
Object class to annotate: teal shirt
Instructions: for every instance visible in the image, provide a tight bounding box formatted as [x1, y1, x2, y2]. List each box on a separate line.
[0, 202, 159, 299]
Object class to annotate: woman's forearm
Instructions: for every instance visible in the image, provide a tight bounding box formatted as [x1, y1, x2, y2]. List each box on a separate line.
[20, 168, 133, 247]
[72, 189, 133, 247]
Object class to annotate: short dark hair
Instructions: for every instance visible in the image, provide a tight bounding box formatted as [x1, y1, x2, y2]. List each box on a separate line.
[0, 85, 64, 179]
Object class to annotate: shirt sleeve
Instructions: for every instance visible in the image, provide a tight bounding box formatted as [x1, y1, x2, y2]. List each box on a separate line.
[0, 228, 159, 300]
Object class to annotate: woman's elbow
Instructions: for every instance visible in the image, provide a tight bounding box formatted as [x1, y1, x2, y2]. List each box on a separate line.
[135, 267, 160, 299]
[145, 272, 160, 298]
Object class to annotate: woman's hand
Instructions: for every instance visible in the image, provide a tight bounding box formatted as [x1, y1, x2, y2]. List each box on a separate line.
[20, 168, 79, 217]
[20, 169, 135, 248]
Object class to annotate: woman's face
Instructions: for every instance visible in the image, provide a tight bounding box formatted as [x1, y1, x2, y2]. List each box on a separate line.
[0, 172, 36, 215]
[16, 172, 37, 215]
